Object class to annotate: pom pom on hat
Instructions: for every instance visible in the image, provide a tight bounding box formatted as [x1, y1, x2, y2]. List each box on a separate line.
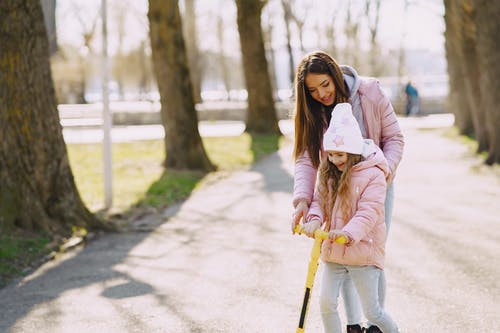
[323, 103, 363, 154]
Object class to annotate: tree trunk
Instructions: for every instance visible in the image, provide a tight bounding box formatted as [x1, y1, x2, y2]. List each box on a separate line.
[324, 12, 338, 59]
[397, 1, 409, 89]
[366, 0, 382, 76]
[458, 0, 488, 152]
[281, 0, 295, 88]
[474, 1, 500, 164]
[344, 1, 361, 71]
[183, 0, 202, 104]
[217, 14, 231, 99]
[148, 0, 215, 171]
[236, 0, 281, 135]
[113, 1, 127, 100]
[0, 0, 100, 235]
[40, 0, 57, 55]
[138, 40, 151, 99]
[262, 21, 278, 99]
[444, 0, 474, 135]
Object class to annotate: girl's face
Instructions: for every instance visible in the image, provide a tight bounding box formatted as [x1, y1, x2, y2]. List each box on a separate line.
[327, 151, 347, 171]
[305, 73, 336, 106]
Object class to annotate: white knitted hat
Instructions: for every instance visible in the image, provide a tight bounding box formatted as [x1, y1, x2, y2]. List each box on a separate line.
[323, 103, 363, 154]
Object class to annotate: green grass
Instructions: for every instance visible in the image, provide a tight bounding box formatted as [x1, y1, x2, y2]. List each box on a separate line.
[133, 134, 286, 211]
[441, 126, 490, 160]
[67, 133, 287, 212]
[0, 235, 50, 287]
[137, 170, 202, 208]
[441, 126, 500, 176]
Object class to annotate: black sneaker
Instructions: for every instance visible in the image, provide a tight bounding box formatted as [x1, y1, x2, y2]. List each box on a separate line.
[347, 324, 364, 333]
[366, 325, 383, 333]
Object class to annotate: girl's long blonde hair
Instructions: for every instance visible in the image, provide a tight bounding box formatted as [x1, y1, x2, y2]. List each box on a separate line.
[293, 51, 350, 168]
[317, 153, 363, 227]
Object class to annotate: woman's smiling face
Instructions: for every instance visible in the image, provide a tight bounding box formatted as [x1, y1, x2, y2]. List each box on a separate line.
[305, 73, 336, 106]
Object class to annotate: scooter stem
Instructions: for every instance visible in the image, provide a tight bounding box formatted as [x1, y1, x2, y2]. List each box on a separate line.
[293, 224, 347, 332]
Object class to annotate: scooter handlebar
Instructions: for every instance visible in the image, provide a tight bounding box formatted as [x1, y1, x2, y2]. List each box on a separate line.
[294, 224, 347, 244]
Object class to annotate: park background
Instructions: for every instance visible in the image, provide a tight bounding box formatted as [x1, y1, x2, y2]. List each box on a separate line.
[1, 1, 499, 332]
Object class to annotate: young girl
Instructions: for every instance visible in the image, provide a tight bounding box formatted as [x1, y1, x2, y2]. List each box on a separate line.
[302, 103, 400, 333]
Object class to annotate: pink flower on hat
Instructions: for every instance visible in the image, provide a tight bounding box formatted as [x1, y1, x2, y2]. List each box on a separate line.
[341, 116, 351, 126]
[332, 135, 344, 147]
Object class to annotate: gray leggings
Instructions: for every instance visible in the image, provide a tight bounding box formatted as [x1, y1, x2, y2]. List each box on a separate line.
[341, 182, 394, 325]
[320, 263, 400, 333]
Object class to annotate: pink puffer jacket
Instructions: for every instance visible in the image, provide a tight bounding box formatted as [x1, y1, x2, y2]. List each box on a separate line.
[293, 78, 404, 207]
[307, 142, 389, 269]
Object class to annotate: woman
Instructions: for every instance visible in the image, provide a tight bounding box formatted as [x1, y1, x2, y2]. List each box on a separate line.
[291, 51, 404, 333]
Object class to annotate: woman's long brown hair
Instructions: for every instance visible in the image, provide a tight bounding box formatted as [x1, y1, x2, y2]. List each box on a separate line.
[317, 153, 363, 228]
[293, 51, 350, 168]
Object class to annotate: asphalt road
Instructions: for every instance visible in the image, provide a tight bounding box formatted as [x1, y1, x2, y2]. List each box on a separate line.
[1, 115, 499, 333]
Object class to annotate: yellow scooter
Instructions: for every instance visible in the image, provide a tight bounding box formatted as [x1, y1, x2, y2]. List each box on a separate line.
[293, 224, 347, 333]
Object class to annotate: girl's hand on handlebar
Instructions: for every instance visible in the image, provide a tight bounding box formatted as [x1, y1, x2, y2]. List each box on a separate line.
[303, 219, 321, 238]
[328, 229, 352, 245]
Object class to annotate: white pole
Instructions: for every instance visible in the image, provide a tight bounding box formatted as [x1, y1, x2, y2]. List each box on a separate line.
[101, 0, 113, 209]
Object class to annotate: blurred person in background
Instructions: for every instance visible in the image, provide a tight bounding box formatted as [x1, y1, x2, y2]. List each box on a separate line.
[404, 81, 420, 116]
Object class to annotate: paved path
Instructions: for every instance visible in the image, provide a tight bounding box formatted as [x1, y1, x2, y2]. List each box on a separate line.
[1, 115, 499, 332]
